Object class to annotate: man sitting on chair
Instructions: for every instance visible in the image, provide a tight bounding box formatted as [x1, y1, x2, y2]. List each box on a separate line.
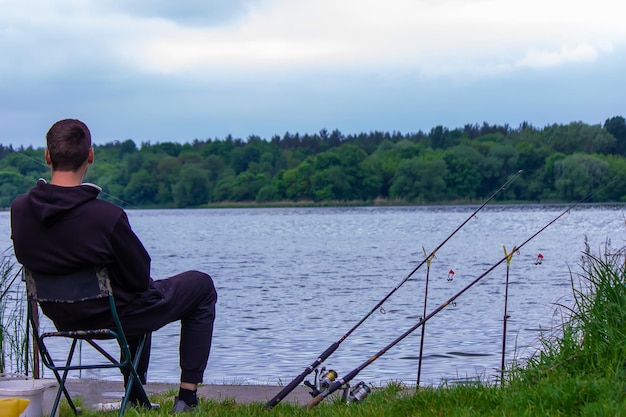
[11, 118, 217, 413]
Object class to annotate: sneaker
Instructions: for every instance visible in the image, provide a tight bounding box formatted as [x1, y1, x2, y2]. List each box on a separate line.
[170, 396, 197, 413]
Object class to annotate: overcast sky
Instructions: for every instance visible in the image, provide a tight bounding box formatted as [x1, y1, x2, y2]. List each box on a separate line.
[1, 0, 624, 148]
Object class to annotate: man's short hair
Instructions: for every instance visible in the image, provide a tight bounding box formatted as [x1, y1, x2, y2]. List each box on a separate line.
[46, 119, 92, 171]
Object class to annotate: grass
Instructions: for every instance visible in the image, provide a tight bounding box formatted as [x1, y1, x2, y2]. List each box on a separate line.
[56, 244, 626, 416]
[0, 248, 27, 375]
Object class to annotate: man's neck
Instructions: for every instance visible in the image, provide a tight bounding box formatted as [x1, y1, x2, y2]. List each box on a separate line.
[50, 171, 85, 187]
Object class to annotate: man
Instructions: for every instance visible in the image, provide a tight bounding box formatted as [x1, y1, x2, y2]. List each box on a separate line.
[11, 119, 217, 413]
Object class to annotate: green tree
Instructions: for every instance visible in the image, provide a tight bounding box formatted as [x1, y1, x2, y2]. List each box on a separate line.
[0, 152, 46, 179]
[201, 155, 227, 182]
[200, 137, 235, 164]
[96, 139, 137, 164]
[369, 140, 401, 198]
[512, 143, 553, 201]
[443, 145, 484, 199]
[3, 116, 626, 206]
[231, 145, 261, 174]
[152, 142, 183, 157]
[544, 122, 616, 155]
[390, 158, 448, 202]
[150, 155, 185, 204]
[282, 159, 315, 201]
[395, 139, 425, 160]
[359, 157, 383, 200]
[311, 166, 350, 201]
[247, 150, 285, 177]
[604, 116, 626, 155]
[334, 144, 370, 200]
[0, 171, 31, 207]
[213, 174, 235, 202]
[600, 155, 626, 201]
[480, 143, 519, 197]
[124, 169, 159, 205]
[230, 172, 269, 201]
[428, 125, 448, 149]
[554, 154, 609, 200]
[307, 144, 380, 201]
[172, 164, 211, 207]
[515, 142, 551, 173]
[255, 183, 279, 203]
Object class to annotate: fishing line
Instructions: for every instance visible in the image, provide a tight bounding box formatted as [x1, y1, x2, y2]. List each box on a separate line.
[265, 170, 523, 409]
[305, 179, 615, 409]
[13, 150, 140, 209]
[0, 265, 23, 301]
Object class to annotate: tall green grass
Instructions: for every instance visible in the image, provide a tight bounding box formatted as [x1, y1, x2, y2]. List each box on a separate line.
[504, 242, 626, 415]
[0, 248, 28, 375]
[511, 243, 626, 382]
[57, 244, 626, 416]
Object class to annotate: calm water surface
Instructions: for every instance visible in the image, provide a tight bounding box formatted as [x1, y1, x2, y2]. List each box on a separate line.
[1, 204, 624, 387]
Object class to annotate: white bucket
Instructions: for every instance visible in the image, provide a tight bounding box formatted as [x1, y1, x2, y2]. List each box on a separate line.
[0, 379, 59, 417]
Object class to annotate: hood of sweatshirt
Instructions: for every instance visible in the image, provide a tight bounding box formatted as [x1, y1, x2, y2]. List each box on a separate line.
[28, 179, 102, 223]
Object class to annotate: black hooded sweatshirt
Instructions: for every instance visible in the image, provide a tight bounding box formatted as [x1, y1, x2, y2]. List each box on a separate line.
[11, 179, 152, 329]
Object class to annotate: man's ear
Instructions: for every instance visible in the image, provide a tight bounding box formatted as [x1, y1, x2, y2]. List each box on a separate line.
[44, 150, 52, 166]
[87, 147, 94, 164]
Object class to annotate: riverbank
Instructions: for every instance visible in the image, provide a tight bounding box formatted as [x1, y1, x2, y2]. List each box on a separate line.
[63, 247, 626, 416]
[199, 198, 563, 209]
[63, 379, 315, 408]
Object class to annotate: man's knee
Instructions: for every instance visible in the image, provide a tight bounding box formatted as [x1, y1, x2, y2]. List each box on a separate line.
[185, 270, 218, 304]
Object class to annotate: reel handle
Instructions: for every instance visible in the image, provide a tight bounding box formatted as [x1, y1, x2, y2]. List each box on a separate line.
[306, 394, 324, 409]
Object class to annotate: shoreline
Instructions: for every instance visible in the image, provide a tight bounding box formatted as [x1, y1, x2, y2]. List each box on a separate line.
[64, 378, 317, 407]
[2, 201, 626, 212]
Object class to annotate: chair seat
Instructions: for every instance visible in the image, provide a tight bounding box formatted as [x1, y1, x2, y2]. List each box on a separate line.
[41, 328, 118, 340]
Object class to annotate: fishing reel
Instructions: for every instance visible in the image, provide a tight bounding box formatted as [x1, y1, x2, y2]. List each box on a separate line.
[304, 368, 372, 405]
[341, 381, 372, 405]
[304, 367, 338, 397]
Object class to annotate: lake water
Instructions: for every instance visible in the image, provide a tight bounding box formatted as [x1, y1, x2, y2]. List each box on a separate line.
[1, 204, 625, 388]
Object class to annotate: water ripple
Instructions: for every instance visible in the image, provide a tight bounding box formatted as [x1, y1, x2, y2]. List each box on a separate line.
[1, 205, 624, 387]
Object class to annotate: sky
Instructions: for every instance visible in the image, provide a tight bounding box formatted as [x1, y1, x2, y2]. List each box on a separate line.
[1, 0, 625, 148]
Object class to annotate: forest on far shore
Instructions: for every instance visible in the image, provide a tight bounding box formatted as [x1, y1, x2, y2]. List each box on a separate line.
[1, 116, 626, 209]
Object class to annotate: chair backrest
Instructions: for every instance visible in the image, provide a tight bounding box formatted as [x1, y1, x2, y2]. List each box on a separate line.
[24, 267, 112, 303]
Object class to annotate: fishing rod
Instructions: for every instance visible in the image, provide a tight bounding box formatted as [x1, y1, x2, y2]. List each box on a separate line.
[306, 189, 603, 409]
[416, 246, 433, 387]
[500, 245, 515, 387]
[265, 170, 523, 409]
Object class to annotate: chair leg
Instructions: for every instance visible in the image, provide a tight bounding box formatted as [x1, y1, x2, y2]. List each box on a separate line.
[29, 314, 78, 414]
[119, 336, 152, 415]
[120, 369, 150, 415]
[43, 340, 81, 416]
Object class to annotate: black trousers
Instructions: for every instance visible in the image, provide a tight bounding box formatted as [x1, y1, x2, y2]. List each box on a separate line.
[120, 270, 217, 384]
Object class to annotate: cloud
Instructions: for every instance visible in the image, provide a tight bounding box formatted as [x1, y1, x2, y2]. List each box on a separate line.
[2, 0, 625, 81]
[98, 0, 260, 26]
[114, 0, 626, 78]
[0, 0, 625, 147]
[515, 43, 601, 69]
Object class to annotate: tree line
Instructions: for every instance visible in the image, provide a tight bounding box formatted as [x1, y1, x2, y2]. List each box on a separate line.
[1, 116, 625, 208]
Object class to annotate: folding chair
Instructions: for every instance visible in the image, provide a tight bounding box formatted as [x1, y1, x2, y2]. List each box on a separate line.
[24, 266, 151, 417]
